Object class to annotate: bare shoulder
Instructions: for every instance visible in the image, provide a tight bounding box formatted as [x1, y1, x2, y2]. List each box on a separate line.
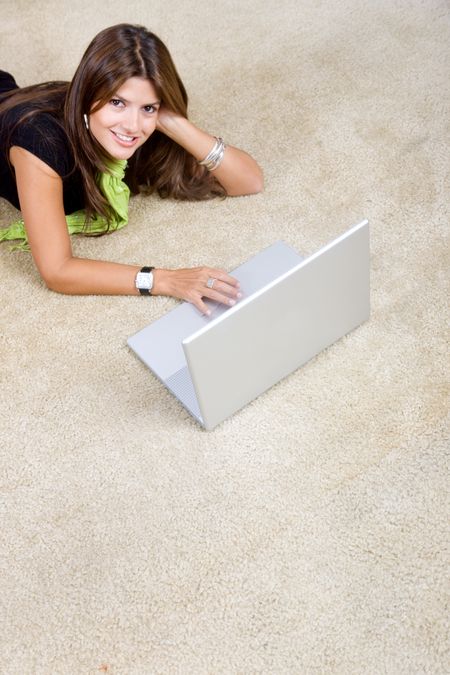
[10, 145, 61, 181]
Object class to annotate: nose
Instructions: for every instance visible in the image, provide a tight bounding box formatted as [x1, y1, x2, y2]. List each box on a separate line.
[122, 106, 139, 134]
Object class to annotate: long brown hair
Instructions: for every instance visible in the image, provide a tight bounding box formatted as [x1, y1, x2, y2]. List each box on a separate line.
[0, 24, 224, 225]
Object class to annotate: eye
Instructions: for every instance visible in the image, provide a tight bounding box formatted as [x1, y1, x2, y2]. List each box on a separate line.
[143, 104, 157, 114]
[110, 98, 124, 107]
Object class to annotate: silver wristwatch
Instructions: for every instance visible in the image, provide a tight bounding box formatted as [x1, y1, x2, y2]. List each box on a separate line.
[135, 266, 154, 295]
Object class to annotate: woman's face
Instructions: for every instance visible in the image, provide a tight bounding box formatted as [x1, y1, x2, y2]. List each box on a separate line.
[88, 77, 160, 160]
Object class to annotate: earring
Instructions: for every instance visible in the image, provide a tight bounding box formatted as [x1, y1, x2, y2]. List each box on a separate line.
[83, 113, 89, 130]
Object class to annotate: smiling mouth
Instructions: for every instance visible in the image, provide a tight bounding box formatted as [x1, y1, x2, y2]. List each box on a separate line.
[111, 130, 138, 144]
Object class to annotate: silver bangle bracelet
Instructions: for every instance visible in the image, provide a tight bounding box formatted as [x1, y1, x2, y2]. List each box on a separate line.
[198, 137, 226, 171]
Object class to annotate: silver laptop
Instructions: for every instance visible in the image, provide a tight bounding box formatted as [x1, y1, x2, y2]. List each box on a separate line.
[128, 219, 370, 430]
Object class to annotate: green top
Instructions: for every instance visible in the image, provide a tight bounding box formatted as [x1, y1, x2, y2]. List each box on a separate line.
[0, 159, 130, 250]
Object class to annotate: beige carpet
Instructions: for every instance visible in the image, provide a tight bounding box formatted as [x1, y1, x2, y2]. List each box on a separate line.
[0, 0, 448, 672]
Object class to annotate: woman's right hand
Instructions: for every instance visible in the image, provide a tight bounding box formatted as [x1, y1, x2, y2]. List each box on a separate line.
[152, 266, 242, 315]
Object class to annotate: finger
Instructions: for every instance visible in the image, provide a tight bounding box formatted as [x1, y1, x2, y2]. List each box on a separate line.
[192, 297, 212, 316]
[207, 278, 242, 299]
[201, 272, 241, 303]
[203, 271, 241, 299]
[207, 269, 240, 288]
[203, 286, 238, 308]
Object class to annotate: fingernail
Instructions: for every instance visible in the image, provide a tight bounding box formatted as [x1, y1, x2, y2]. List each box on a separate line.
[229, 299, 236, 306]
[236, 292, 242, 299]
[205, 310, 211, 316]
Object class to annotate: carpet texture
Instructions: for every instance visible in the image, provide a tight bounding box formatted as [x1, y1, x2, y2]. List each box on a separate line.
[0, 0, 448, 672]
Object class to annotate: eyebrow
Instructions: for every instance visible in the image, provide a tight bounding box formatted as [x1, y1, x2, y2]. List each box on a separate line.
[114, 95, 161, 106]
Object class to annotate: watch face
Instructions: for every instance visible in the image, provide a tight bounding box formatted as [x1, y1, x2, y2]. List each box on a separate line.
[136, 271, 153, 290]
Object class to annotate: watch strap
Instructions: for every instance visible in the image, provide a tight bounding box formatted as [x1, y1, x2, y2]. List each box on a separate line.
[137, 266, 154, 295]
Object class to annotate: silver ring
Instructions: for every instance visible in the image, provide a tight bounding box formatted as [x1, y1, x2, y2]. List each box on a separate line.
[206, 277, 216, 289]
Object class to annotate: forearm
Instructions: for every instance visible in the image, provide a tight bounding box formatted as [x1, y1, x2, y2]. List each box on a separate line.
[157, 115, 264, 196]
[44, 258, 241, 315]
[43, 256, 141, 295]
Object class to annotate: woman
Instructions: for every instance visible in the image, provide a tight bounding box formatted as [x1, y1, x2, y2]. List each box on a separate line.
[0, 24, 263, 315]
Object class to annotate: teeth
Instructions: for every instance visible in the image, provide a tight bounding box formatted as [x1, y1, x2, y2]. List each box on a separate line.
[114, 132, 134, 142]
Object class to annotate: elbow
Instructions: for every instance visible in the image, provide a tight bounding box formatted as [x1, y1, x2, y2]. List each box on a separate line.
[247, 163, 265, 195]
[250, 172, 264, 195]
[43, 273, 67, 294]
[245, 172, 264, 195]
[40, 261, 73, 294]
[228, 170, 264, 197]
[44, 280, 65, 294]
